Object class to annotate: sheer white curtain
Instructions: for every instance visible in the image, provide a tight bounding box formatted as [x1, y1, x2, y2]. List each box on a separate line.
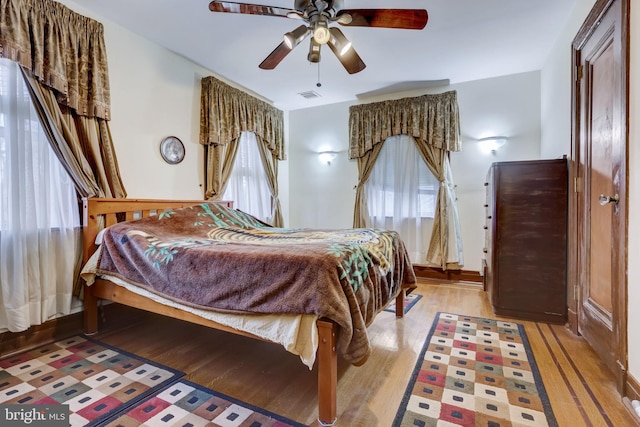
[442, 155, 464, 267]
[0, 58, 80, 332]
[222, 131, 272, 223]
[364, 134, 439, 263]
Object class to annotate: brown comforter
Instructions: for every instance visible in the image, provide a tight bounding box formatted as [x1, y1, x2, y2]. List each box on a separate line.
[93, 202, 416, 365]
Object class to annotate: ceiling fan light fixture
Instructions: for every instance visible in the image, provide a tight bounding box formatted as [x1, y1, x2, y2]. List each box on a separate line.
[307, 38, 321, 63]
[283, 24, 309, 49]
[329, 29, 352, 56]
[312, 19, 331, 44]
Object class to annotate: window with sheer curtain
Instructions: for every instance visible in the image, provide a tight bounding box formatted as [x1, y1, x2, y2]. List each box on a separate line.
[222, 131, 272, 223]
[364, 134, 439, 264]
[0, 58, 80, 332]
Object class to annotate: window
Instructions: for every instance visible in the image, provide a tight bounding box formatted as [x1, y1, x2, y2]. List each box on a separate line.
[364, 134, 439, 263]
[0, 58, 79, 332]
[222, 131, 272, 223]
[376, 180, 437, 219]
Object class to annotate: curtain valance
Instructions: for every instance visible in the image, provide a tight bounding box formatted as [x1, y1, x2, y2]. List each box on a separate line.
[0, 0, 111, 119]
[200, 76, 285, 160]
[349, 90, 461, 159]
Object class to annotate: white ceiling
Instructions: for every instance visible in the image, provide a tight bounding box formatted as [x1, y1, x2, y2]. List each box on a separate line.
[77, 0, 576, 111]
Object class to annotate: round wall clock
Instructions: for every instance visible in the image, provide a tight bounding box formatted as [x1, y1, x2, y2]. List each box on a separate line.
[160, 136, 185, 164]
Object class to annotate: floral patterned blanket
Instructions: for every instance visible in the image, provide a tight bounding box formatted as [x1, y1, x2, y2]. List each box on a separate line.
[91, 202, 416, 365]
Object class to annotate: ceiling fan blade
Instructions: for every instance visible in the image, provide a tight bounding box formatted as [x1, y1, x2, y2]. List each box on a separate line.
[327, 28, 366, 74]
[336, 9, 428, 30]
[259, 42, 293, 70]
[209, 1, 302, 19]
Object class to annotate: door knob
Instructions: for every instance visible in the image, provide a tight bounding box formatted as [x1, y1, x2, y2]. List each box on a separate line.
[598, 193, 619, 206]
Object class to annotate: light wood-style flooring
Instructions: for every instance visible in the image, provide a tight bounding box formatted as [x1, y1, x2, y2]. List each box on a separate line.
[91, 279, 639, 426]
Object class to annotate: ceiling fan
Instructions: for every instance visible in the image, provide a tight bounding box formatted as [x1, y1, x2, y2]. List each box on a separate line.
[208, 0, 428, 74]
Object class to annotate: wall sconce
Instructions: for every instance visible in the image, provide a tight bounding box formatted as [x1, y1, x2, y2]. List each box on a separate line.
[318, 151, 338, 165]
[479, 137, 507, 154]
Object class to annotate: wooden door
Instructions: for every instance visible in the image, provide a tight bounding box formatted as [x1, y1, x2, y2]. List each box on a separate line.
[570, 0, 628, 390]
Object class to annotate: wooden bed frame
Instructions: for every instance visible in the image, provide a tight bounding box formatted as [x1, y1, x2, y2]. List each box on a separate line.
[81, 197, 405, 426]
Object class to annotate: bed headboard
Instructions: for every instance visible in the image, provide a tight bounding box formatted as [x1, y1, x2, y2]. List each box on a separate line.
[81, 198, 233, 265]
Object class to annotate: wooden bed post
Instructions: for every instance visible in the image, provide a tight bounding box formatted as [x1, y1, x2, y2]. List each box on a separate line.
[82, 198, 100, 334]
[83, 286, 99, 335]
[317, 319, 338, 426]
[395, 288, 405, 318]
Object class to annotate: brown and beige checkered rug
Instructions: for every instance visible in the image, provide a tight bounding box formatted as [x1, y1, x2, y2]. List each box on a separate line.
[393, 312, 558, 426]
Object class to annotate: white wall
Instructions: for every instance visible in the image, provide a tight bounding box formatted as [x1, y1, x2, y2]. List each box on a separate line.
[289, 71, 543, 271]
[105, 29, 208, 199]
[288, 102, 355, 229]
[450, 73, 543, 271]
[540, 0, 640, 388]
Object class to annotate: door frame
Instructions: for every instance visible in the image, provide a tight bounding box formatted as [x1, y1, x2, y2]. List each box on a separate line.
[569, 0, 629, 391]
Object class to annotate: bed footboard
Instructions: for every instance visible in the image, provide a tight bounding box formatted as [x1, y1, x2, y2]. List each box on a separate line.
[82, 198, 226, 335]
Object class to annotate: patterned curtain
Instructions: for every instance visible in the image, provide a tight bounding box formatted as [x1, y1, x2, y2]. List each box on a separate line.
[200, 76, 284, 225]
[0, 0, 111, 120]
[255, 135, 284, 227]
[349, 91, 463, 269]
[22, 70, 126, 199]
[348, 91, 461, 158]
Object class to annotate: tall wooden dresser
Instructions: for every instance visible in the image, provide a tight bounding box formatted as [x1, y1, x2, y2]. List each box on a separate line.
[483, 158, 568, 324]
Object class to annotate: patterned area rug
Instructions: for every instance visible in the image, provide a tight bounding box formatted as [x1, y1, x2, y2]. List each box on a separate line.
[1, 336, 306, 427]
[393, 312, 558, 427]
[384, 293, 422, 314]
[101, 379, 307, 427]
[0, 335, 183, 427]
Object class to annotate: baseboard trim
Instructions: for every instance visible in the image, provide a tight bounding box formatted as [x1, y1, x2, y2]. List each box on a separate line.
[622, 397, 640, 425]
[0, 312, 84, 359]
[622, 372, 640, 424]
[413, 265, 483, 284]
[0, 304, 145, 358]
[626, 373, 640, 402]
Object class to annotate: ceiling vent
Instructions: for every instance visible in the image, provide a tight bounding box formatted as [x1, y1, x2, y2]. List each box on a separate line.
[298, 90, 321, 99]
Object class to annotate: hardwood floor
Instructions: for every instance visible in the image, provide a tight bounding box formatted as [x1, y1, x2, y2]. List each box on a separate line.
[89, 279, 638, 426]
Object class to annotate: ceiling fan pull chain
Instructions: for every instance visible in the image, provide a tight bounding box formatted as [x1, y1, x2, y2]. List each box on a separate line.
[317, 62, 322, 87]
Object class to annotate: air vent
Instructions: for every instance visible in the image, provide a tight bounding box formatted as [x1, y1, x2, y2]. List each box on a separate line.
[298, 90, 321, 99]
